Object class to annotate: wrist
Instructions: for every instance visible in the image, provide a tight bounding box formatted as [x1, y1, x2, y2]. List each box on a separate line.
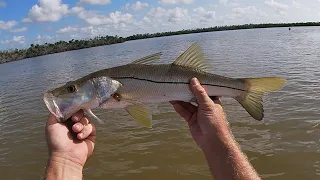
[45, 152, 83, 180]
[202, 127, 237, 156]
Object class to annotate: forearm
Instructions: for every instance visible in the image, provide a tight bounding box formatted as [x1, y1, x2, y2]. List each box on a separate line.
[203, 131, 260, 180]
[44, 153, 83, 180]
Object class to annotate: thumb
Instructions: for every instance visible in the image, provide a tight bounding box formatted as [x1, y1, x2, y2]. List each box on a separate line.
[46, 113, 59, 126]
[190, 77, 214, 110]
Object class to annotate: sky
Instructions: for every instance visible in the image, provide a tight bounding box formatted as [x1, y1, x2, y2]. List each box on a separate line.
[0, 0, 320, 50]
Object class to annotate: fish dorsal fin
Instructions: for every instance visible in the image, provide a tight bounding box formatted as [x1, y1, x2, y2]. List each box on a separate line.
[172, 42, 212, 72]
[130, 52, 162, 65]
[126, 104, 152, 128]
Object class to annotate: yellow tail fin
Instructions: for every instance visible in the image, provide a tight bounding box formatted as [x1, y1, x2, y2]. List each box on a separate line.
[236, 77, 286, 120]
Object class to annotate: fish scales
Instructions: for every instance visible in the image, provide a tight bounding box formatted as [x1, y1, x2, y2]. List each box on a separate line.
[43, 42, 286, 128]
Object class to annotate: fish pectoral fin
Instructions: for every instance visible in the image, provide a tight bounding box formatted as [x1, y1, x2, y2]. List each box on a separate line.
[84, 109, 105, 124]
[126, 105, 152, 128]
[172, 42, 212, 72]
[129, 52, 162, 65]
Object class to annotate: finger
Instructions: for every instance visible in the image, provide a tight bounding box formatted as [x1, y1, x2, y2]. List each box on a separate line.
[87, 123, 96, 142]
[46, 113, 59, 126]
[72, 122, 84, 133]
[77, 123, 94, 140]
[170, 101, 196, 113]
[71, 110, 84, 122]
[85, 124, 96, 155]
[190, 78, 214, 109]
[172, 103, 192, 122]
[72, 116, 90, 133]
[188, 117, 197, 127]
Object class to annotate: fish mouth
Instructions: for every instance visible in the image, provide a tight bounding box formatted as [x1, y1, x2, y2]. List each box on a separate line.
[43, 92, 65, 122]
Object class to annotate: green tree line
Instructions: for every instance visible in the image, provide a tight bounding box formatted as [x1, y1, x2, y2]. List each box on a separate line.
[1, 22, 320, 64]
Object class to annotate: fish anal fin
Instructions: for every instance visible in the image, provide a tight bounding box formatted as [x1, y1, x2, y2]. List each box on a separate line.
[172, 42, 212, 72]
[130, 52, 162, 65]
[126, 104, 152, 128]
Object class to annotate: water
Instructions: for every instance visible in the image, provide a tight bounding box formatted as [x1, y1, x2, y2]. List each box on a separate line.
[1, 27, 320, 179]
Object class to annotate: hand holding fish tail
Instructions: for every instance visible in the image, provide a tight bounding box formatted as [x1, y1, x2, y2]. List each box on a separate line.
[44, 110, 96, 180]
[171, 77, 261, 180]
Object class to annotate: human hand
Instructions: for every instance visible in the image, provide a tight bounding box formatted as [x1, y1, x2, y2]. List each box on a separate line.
[45, 110, 96, 167]
[170, 78, 231, 151]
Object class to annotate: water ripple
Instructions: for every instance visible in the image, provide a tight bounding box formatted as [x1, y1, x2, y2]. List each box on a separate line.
[1, 27, 320, 179]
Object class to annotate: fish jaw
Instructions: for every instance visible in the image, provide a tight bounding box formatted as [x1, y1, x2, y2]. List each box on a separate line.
[43, 92, 65, 121]
[43, 91, 100, 122]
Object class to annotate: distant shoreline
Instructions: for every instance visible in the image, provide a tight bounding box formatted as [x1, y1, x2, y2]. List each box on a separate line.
[1, 22, 319, 64]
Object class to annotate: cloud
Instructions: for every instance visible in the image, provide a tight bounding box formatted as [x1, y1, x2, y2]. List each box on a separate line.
[222, 6, 267, 24]
[57, 26, 78, 33]
[193, 7, 216, 22]
[209, 4, 218, 8]
[228, 2, 239, 7]
[144, 7, 190, 24]
[147, 7, 167, 18]
[292, 0, 300, 8]
[76, 9, 133, 26]
[0, 20, 18, 30]
[159, 0, 193, 5]
[0, 1, 6, 7]
[55, 25, 125, 40]
[70, 6, 84, 14]
[232, 6, 266, 18]
[22, 0, 68, 23]
[131, 1, 148, 11]
[168, 7, 190, 23]
[220, 0, 228, 5]
[33, 35, 55, 44]
[10, 27, 28, 33]
[264, 0, 288, 14]
[79, 0, 111, 5]
[1, 36, 26, 44]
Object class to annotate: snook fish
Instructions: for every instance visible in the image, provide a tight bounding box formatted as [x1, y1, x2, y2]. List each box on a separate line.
[43, 42, 286, 128]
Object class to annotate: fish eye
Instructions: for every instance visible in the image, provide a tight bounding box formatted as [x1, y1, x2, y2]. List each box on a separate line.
[67, 85, 76, 93]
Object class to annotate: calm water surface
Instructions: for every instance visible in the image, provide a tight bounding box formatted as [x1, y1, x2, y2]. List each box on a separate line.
[1, 27, 320, 179]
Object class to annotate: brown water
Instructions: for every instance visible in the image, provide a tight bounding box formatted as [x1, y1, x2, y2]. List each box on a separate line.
[1, 27, 320, 179]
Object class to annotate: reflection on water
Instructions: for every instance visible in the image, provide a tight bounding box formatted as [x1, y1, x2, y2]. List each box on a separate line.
[1, 27, 320, 179]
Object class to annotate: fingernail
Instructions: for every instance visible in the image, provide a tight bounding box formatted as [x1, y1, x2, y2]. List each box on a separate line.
[191, 78, 199, 85]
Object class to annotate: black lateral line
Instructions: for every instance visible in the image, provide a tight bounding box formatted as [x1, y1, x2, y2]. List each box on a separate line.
[111, 76, 246, 92]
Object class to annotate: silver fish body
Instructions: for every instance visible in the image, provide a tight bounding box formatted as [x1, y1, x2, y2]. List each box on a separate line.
[43, 42, 286, 127]
[96, 64, 244, 108]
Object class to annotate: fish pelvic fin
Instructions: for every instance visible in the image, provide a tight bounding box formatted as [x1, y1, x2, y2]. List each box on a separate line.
[236, 77, 286, 121]
[85, 109, 105, 124]
[172, 42, 212, 72]
[126, 104, 152, 128]
[129, 52, 162, 65]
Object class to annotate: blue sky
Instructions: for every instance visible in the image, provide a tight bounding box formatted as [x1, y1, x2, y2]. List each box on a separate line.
[0, 0, 320, 50]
